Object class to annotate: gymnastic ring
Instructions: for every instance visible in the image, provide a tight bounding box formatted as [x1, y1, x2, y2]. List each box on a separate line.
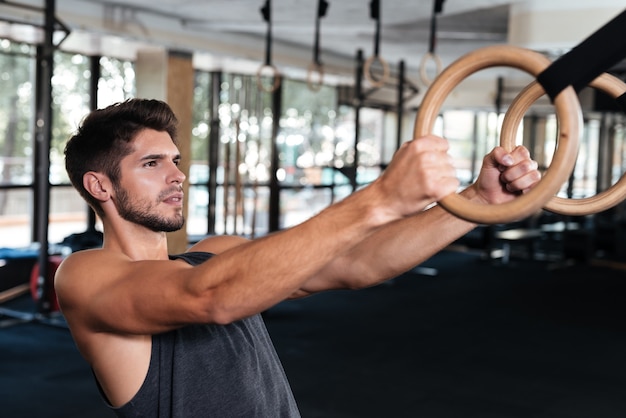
[363, 55, 390, 88]
[306, 61, 324, 92]
[256, 63, 282, 93]
[500, 72, 626, 216]
[414, 44, 581, 225]
[419, 51, 443, 86]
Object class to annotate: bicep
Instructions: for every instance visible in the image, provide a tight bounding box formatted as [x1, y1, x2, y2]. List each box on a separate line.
[56, 256, 208, 335]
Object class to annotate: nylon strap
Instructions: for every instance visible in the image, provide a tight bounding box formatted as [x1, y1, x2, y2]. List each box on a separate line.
[260, 0, 272, 65]
[537, 9, 626, 102]
[313, 0, 329, 64]
[428, 0, 445, 54]
[370, 0, 381, 56]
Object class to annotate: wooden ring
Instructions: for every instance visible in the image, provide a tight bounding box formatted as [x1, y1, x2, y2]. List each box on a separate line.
[500, 72, 626, 216]
[414, 45, 581, 224]
[256, 63, 282, 93]
[419, 51, 443, 86]
[363, 55, 390, 88]
[306, 61, 324, 92]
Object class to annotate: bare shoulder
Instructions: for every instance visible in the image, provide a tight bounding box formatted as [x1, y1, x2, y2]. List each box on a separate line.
[188, 234, 250, 254]
[54, 249, 126, 305]
[55, 248, 124, 284]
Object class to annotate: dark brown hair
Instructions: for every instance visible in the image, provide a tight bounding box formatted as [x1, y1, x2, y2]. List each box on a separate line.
[64, 98, 179, 217]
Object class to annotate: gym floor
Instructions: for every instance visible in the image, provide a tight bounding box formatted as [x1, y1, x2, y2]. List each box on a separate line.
[2, 250, 626, 418]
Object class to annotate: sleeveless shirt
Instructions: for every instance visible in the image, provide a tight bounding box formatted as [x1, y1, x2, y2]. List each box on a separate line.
[97, 251, 301, 417]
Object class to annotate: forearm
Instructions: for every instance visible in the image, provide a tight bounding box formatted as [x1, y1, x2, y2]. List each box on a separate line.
[184, 136, 470, 322]
[344, 203, 476, 283]
[301, 188, 481, 293]
[189, 184, 406, 323]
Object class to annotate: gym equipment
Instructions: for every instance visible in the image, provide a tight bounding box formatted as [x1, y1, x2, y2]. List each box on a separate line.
[419, 0, 444, 86]
[29, 255, 62, 312]
[415, 45, 581, 224]
[306, 0, 329, 92]
[256, 0, 281, 93]
[0, 250, 65, 327]
[500, 73, 626, 216]
[363, 0, 389, 88]
[415, 10, 626, 224]
[0, 247, 38, 303]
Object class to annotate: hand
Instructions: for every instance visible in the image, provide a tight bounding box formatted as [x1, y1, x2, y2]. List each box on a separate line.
[373, 135, 460, 218]
[470, 145, 541, 205]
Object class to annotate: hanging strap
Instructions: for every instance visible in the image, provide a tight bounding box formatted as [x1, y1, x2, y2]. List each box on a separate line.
[370, 0, 381, 56]
[257, 0, 280, 93]
[260, 0, 272, 66]
[428, 0, 445, 54]
[537, 9, 626, 102]
[420, 0, 445, 86]
[307, 0, 329, 91]
[312, 0, 329, 64]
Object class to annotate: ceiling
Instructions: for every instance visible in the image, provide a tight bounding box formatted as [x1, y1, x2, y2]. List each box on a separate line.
[0, 1, 624, 106]
[0, 0, 517, 78]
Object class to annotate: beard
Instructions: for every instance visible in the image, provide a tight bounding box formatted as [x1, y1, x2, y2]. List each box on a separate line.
[113, 184, 185, 232]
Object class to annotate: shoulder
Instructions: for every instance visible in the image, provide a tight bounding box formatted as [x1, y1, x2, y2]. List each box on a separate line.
[56, 248, 125, 281]
[187, 234, 250, 254]
[55, 248, 113, 282]
[54, 249, 124, 299]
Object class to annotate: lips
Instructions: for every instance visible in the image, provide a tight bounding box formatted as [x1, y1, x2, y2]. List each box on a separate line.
[163, 192, 184, 205]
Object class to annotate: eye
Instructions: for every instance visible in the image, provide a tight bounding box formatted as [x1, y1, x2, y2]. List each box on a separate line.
[144, 160, 157, 167]
[173, 158, 181, 166]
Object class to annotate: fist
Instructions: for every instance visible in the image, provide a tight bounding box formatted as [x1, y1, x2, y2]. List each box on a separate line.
[376, 135, 460, 217]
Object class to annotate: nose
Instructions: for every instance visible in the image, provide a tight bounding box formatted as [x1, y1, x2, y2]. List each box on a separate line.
[169, 163, 186, 184]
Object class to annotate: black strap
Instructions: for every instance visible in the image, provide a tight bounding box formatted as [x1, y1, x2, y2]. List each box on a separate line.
[370, 0, 381, 56]
[260, 0, 272, 65]
[537, 9, 626, 102]
[428, 0, 445, 54]
[312, 0, 329, 64]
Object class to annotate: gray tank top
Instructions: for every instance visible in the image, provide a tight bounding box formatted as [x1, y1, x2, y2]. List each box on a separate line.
[99, 251, 300, 417]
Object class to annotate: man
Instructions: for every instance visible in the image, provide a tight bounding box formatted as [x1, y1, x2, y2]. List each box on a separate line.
[55, 98, 540, 417]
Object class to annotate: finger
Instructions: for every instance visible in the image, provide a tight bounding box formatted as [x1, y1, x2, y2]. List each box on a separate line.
[483, 146, 513, 172]
[500, 157, 538, 181]
[411, 135, 450, 153]
[501, 160, 541, 192]
[494, 145, 535, 174]
[508, 145, 532, 163]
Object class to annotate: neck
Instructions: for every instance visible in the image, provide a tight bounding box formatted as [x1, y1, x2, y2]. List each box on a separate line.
[101, 217, 171, 260]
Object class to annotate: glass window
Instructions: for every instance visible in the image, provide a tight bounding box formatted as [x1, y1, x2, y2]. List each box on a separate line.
[0, 188, 32, 247]
[0, 46, 137, 249]
[0, 40, 36, 187]
[98, 56, 136, 106]
[187, 71, 211, 236]
[0, 40, 36, 248]
[45, 53, 135, 245]
[278, 79, 345, 228]
[51, 52, 92, 186]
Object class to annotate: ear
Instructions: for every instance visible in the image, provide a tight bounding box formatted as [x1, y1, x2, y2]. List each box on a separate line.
[83, 171, 111, 202]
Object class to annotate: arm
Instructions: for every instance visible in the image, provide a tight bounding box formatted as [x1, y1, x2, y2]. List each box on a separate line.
[56, 135, 460, 334]
[294, 145, 541, 295]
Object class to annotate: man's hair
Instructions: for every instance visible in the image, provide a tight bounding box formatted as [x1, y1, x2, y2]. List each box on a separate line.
[65, 98, 179, 218]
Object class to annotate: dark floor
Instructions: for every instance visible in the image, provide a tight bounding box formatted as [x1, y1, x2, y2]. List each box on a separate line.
[2, 250, 626, 417]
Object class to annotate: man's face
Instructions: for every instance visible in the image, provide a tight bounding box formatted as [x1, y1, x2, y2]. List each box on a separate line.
[113, 129, 186, 232]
